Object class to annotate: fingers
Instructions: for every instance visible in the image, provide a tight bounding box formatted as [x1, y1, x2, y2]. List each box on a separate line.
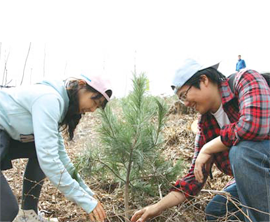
[194, 163, 204, 183]
[89, 212, 102, 222]
[89, 202, 106, 222]
[89, 213, 95, 222]
[131, 209, 145, 222]
[131, 209, 150, 222]
[94, 202, 106, 222]
[94, 209, 102, 221]
[194, 150, 213, 183]
[198, 164, 203, 182]
[100, 203, 106, 219]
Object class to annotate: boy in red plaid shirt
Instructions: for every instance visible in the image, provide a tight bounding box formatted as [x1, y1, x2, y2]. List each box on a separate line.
[132, 58, 270, 222]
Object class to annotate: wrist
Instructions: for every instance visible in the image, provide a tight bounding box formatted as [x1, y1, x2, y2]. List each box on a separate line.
[156, 191, 185, 212]
[154, 201, 165, 213]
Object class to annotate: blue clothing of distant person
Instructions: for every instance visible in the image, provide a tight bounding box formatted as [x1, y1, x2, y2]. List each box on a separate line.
[236, 55, 246, 72]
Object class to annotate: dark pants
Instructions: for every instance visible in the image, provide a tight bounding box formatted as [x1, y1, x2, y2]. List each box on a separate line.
[0, 130, 46, 222]
[205, 182, 245, 221]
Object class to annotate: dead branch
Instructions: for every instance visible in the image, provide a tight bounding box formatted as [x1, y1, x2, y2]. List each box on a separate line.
[20, 42, 31, 85]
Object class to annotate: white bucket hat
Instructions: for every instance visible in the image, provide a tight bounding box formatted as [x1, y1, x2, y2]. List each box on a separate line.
[171, 58, 219, 94]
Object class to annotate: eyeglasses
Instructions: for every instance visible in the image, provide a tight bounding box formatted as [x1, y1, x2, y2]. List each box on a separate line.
[178, 85, 192, 104]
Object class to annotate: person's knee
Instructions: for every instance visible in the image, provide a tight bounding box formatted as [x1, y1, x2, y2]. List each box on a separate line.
[229, 144, 238, 159]
[205, 199, 224, 221]
[229, 146, 251, 180]
[10, 205, 19, 220]
[0, 171, 19, 221]
[25, 157, 46, 180]
[229, 141, 266, 175]
[205, 205, 218, 221]
[229, 143, 248, 168]
[0, 203, 19, 221]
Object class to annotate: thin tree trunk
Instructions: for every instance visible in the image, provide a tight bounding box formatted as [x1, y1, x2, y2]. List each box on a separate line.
[124, 134, 138, 221]
[124, 178, 130, 222]
[125, 152, 133, 222]
[2, 51, 10, 86]
[20, 43, 31, 85]
[43, 44, 46, 77]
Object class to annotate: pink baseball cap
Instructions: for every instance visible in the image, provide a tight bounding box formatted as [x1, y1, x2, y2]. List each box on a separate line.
[80, 74, 112, 101]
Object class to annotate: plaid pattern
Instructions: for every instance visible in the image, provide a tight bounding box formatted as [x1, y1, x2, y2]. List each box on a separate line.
[171, 69, 270, 198]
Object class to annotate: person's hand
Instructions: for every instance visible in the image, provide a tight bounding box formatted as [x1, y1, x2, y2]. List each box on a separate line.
[89, 201, 106, 222]
[131, 204, 162, 222]
[194, 151, 212, 183]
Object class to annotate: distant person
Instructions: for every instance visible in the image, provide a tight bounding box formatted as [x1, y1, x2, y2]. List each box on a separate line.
[236, 55, 246, 72]
[0, 74, 112, 222]
[131, 58, 270, 222]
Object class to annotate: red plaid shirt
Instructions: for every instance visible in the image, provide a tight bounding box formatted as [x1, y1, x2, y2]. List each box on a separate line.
[171, 69, 270, 198]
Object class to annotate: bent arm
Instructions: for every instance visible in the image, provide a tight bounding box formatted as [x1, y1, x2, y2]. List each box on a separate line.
[131, 192, 186, 222]
[31, 95, 97, 213]
[221, 71, 270, 147]
[156, 191, 186, 211]
[200, 136, 228, 154]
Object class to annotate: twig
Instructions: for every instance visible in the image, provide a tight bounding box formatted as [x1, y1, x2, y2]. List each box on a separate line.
[158, 184, 163, 200]
[2, 50, 10, 86]
[95, 159, 126, 184]
[43, 44, 46, 77]
[20, 42, 31, 85]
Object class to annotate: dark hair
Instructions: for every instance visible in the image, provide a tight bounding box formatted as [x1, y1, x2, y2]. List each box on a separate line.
[60, 79, 112, 140]
[184, 67, 227, 89]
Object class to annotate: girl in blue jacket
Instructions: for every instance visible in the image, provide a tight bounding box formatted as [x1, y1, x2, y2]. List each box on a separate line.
[0, 74, 112, 222]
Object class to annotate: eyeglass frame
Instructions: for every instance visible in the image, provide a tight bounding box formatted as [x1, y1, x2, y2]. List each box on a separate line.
[178, 84, 193, 104]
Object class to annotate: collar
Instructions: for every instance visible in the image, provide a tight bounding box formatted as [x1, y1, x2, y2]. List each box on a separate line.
[199, 79, 236, 124]
[220, 80, 236, 104]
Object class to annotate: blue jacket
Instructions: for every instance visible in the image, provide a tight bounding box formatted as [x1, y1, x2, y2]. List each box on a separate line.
[236, 59, 246, 71]
[0, 79, 97, 213]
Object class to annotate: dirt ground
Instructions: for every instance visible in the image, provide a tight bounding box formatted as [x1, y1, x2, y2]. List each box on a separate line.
[3, 100, 234, 222]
